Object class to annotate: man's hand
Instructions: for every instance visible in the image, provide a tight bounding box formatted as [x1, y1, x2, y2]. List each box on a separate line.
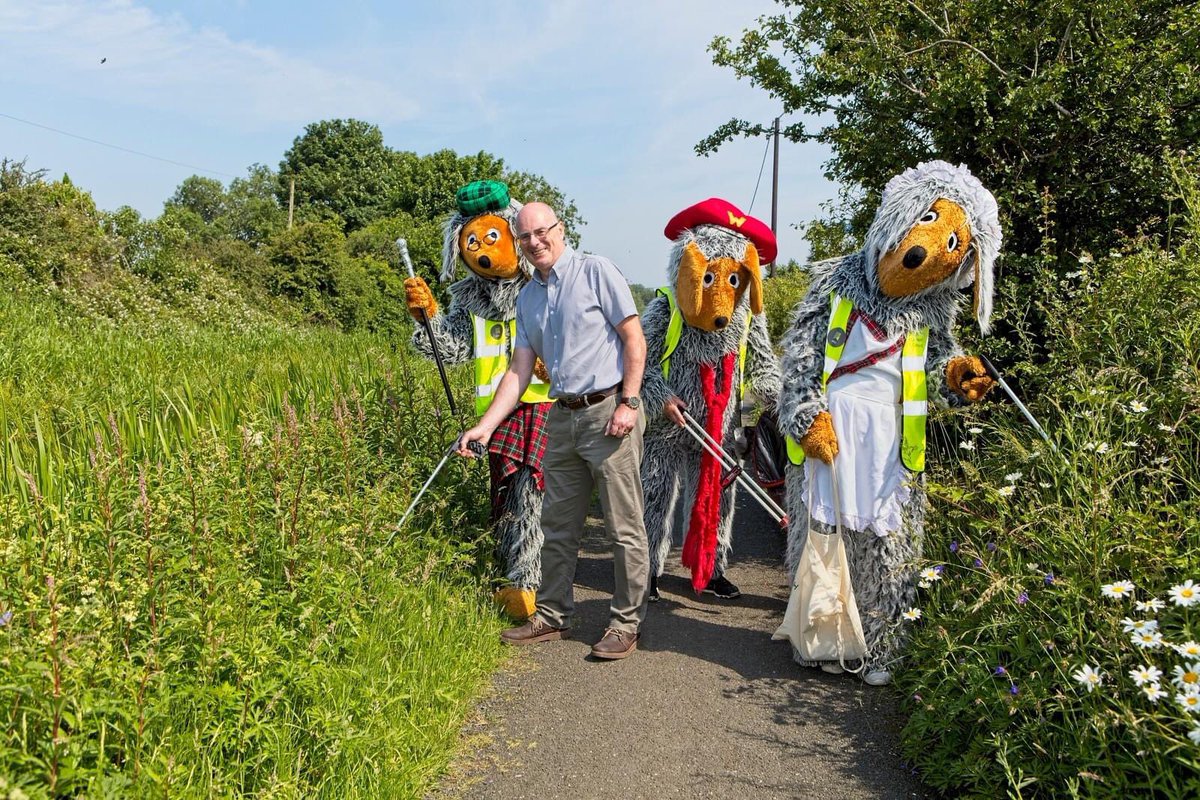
[404, 276, 438, 321]
[456, 425, 493, 457]
[605, 402, 639, 438]
[663, 395, 687, 427]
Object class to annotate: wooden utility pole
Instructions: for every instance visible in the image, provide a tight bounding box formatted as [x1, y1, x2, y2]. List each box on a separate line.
[770, 116, 780, 276]
[287, 178, 295, 230]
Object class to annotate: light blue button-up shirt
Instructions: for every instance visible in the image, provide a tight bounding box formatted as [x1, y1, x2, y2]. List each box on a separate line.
[515, 246, 638, 398]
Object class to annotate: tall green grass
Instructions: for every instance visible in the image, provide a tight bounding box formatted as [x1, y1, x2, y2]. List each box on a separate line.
[0, 288, 503, 798]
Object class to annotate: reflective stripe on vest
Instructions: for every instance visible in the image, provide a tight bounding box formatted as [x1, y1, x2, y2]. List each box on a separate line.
[472, 315, 551, 416]
[656, 287, 749, 398]
[785, 294, 929, 471]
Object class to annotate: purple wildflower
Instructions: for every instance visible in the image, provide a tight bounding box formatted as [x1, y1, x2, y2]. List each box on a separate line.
[1044, 573, 1055, 586]
[0, 610, 10, 627]
[1017, 592, 1029, 605]
[987, 541, 997, 552]
[949, 541, 959, 553]
[994, 665, 1007, 676]
[1010, 684, 1019, 696]
[934, 565, 945, 575]
[913, 693, 922, 702]
[974, 558, 984, 568]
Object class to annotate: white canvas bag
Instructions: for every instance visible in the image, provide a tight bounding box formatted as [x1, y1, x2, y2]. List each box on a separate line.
[773, 468, 868, 669]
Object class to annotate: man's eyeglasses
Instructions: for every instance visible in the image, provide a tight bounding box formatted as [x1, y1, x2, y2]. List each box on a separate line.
[516, 221, 560, 244]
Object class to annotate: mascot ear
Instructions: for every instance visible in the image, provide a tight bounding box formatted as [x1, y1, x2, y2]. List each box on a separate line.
[677, 241, 708, 320]
[742, 242, 763, 314]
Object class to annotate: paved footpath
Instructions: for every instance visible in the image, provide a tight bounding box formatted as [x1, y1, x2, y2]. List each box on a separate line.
[437, 495, 932, 800]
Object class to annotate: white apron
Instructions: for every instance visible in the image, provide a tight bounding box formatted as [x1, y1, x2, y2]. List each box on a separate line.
[803, 318, 911, 536]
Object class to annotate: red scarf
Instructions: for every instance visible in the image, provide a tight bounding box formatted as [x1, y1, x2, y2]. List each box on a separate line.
[681, 352, 736, 592]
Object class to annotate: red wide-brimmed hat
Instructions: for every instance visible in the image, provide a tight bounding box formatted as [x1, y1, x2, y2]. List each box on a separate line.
[664, 198, 777, 265]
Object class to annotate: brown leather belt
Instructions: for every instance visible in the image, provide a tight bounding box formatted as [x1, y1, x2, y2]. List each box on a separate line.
[556, 384, 620, 410]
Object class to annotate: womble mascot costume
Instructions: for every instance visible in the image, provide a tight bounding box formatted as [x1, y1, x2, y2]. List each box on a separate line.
[777, 161, 1001, 685]
[640, 199, 782, 601]
[404, 180, 552, 620]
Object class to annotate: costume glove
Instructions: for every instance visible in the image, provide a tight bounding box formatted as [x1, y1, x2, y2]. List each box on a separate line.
[800, 410, 839, 463]
[533, 358, 550, 383]
[946, 355, 996, 403]
[403, 277, 438, 321]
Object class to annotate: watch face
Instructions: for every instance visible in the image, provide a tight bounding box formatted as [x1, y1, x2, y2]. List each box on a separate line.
[624, 396, 641, 409]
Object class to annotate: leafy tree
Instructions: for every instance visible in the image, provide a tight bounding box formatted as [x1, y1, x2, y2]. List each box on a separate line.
[278, 119, 400, 232]
[702, 0, 1200, 260]
[166, 175, 226, 224]
[225, 164, 286, 244]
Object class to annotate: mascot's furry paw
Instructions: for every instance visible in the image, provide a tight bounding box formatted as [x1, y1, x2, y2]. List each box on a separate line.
[800, 411, 839, 463]
[533, 358, 550, 383]
[404, 277, 438, 321]
[947, 355, 995, 403]
[494, 587, 536, 621]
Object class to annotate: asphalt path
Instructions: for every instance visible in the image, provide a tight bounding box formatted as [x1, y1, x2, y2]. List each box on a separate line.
[437, 492, 932, 800]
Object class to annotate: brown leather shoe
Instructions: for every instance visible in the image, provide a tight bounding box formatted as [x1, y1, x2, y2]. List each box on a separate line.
[590, 627, 639, 660]
[500, 617, 570, 646]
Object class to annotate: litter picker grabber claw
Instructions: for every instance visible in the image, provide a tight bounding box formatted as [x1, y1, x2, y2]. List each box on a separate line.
[398, 238, 458, 416]
[978, 354, 1057, 452]
[384, 440, 484, 547]
[681, 409, 788, 526]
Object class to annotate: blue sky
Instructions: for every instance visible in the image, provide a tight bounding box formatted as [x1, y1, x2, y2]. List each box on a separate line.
[0, 0, 835, 286]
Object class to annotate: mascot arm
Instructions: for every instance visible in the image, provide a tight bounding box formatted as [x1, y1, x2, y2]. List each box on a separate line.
[946, 355, 996, 403]
[745, 312, 782, 410]
[638, 295, 674, 418]
[404, 276, 438, 320]
[777, 288, 832, 443]
[409, 302, 472, 365]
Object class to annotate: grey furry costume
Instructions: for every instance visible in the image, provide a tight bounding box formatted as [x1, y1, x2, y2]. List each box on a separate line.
[410, 199, 544, 594]
[641, 223, 782, 591]
[778, 160, 1001, 674]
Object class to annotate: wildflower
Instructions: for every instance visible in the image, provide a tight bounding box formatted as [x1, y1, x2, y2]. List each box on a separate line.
[934, 565, 945, 575]
[1064, 270, 1086, 278]
[1004, 472, 1023, 483]
[122, 610, 137, 624]
[1073, 664, 1104, 692]
[1044, 573, 1056, 586]
[1017, 592, 1029, 605]
[902, 608, 922, 622]
[967, 427, 983, 435]
[1127, 400, 1149, 414]
[997, 485, 1016, 498]
[1132, 630, 1165, 649]
[1170, 580, 1199, 607]
[949, 541, 959, 553]
[1143, 684, 1167, 704]
[1123, 440, 1139, 448]
[1153, 456, 1171, 466]
[0, 610, 10, 627]
[1101, 580, 1135, 600]
[918, 580, 932, 589]
[919, 567, 943, 583]
[994, 665, 1007, 676]
[1136, 598, 1166, 613]
[1130, 665, 1164, 686]
[1077, 251, 1094, 264]
[959, 440, 977, 451]
[987, 541, 997, 552]
[974, 558, 984, 568]
[1095, 442, 1111, 454]
[1173, 663, 1200, 689]
[1158, 423, 1174, 432]
[1009, 684, 1019, 696]
[912, 693, 922, 702]
[1038, 481, 1052, 488]
[1177, 692, 1200, 714]
[1175, 642, 1200, 658]
[1122, 618, 1159, 634]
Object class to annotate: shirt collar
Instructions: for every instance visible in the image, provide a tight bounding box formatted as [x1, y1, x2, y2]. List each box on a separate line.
[533, 246, 576, 286]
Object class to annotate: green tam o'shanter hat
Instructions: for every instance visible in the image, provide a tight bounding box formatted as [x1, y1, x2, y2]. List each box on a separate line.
[456, 180, 511, 216]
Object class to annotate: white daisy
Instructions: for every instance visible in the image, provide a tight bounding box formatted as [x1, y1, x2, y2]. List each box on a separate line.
[1101, 580, 1136, 600]
[1158, 423, 1174, 433]
[1153, 456, 1171, 466]
[1170, 580, 1199, 607]
[1136, 598, 1166, 613]
[1122, 618, 1159, 633]
[1123, 440, 1139, 448]
[1190, 724, 1200, 745]
[1004, 472, 1023, 483]
[959, 440, 977, 451]
[1095, 442, 1111, 454]
[967, 427, 983, 435]
[1175, 642, 1200, 658]
[1038, 482, 1052, 488]
[1127, 400, 1149, 413]
[1172, 663, 1200, 689]
[902, 608, 922, 621]
[997, 485, 1016, 498]
[1132, 630, 1165, 650]
[1143, 683, 1167, 704]
[1177, 692, 1200, 714]
[918, 580, 932, 589]
[1073, 664, 1104, 692]
[919, 567, 943, 582]
[1130, 665, 1163, 686]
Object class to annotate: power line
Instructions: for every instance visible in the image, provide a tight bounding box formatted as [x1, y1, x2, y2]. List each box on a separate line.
[746, 127, 772, 214]
[0, 111, 239, 180]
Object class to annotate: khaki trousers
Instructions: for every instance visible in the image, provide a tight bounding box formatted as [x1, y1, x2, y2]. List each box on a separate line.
[535, 394, 649, 633]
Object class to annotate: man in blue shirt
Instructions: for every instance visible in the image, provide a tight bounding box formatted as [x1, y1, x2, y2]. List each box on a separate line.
[458, 201, 650, 659]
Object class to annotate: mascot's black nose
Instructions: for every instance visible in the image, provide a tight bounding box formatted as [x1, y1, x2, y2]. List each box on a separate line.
[477, 255, 492, 270]
[902, 246, 926, 269]
[714, 316, 728, 329]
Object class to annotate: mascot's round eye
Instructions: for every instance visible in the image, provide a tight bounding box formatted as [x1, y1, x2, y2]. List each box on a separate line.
[484, 228, 501, 244]
[465, 233, 479, 248]
[703, 272, 715, 287]
[947, 232, 959, 252]
[728, 273, 740, 288]
[920, 210, 939, 224]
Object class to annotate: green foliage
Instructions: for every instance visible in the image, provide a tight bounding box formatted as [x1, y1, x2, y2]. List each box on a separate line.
[0, 289, 501, 798]
[704, 0, 1200, 262]
[762, 263, 810, 344]
[896, 173, 1200, 796]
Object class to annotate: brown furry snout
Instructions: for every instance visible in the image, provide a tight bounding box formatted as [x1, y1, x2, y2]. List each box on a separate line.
[676, 241, 762, 333]
[877, 198, 972, 297]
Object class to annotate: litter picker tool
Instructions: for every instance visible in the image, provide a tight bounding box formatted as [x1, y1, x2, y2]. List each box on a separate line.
[397, 238, 458, 416]
[680, 409, 788, 526]
[385, 439, 485, 547]
[978, 355, 1057, 452]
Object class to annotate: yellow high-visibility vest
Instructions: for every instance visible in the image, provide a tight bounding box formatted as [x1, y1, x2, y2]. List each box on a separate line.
[785, 293, 929, 472]
[656, 287, 749, 399]
[472, 315, 551, 416]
